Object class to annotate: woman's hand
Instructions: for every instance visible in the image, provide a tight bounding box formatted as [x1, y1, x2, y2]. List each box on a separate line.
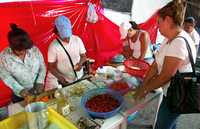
[20, 88, 31, 98]
[74, 63, 82, 71]
[122, 46, 133, 59]
[129, 56, 136, 60]
[134, 86, 148, 100]
[58, 76, 69, 86]
[34, 83, 44, 94]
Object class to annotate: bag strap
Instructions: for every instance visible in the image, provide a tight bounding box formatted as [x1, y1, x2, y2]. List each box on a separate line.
[176, 36, 196, 75]
[56, 38, 78, 79]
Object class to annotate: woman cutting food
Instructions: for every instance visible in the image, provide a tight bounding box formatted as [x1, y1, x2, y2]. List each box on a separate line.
[0, 24, 46, 102]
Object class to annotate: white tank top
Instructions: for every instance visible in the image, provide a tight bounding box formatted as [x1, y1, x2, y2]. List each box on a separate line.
[129, 30, 153, 59]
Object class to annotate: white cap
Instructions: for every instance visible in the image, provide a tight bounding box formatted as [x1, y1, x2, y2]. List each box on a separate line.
[119, 22, 132, 39]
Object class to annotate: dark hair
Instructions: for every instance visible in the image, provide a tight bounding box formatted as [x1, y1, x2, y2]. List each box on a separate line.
[129, 21, 139, 29]
[158, 1, 186, 26]
[184, 17, 195, 25]
[8, 23, 33, 51]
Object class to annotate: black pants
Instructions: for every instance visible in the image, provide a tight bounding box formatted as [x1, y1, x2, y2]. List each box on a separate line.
[12, 94, 24, 103]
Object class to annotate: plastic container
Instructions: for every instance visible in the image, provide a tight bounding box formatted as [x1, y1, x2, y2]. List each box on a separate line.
[124, 59, 150, 78]
[112, 54, 125, 63]
[108, 80, 131, 95]
[54, 85, 70, 116]
[25, 102, 48, 129]
[81, 88, 124, 119]
[0, 108, 77, 129]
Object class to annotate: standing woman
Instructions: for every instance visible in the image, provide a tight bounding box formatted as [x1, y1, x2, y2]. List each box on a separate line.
[0, 24, 46, 102]
[122, 21, 153, 62]
[134, 1, 196, 129]
[45, 16, 87, 90]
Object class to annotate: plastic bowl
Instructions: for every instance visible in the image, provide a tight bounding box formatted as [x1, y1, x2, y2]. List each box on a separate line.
[81, 88, 124, 119]
[112, 54, 125, 63]
[124, 59, 150, 78]
[108, 80, 131, 95]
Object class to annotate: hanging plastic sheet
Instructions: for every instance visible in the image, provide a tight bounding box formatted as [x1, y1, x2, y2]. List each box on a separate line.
[86, 2, 98, 23]
[0, 0, 122, 106]
[139, 12, 158, 44]
[0, 0, 159, 68]
[0, 80, 12, 107]
[0, 0, 159, 107]
[0, 0, 122, 68]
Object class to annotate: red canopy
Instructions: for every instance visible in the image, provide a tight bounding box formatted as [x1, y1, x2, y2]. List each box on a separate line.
[0, 0, 158, 107]
[0, 0, 123, 69]
[0, 0, 158, 68]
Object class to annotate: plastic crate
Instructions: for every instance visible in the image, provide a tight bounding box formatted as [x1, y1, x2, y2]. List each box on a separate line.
[0, 108, 77, 129]
[124, 59, 150, 78]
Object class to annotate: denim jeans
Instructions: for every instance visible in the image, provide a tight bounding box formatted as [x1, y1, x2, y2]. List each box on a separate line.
[154, 97, 180, 129]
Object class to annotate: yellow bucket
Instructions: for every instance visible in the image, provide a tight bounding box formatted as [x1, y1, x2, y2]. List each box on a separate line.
[0, 108, 78, 129]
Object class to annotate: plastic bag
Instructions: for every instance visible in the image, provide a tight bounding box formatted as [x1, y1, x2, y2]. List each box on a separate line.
[86, 3, 98, 23]
[119, 22, 131, 39]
